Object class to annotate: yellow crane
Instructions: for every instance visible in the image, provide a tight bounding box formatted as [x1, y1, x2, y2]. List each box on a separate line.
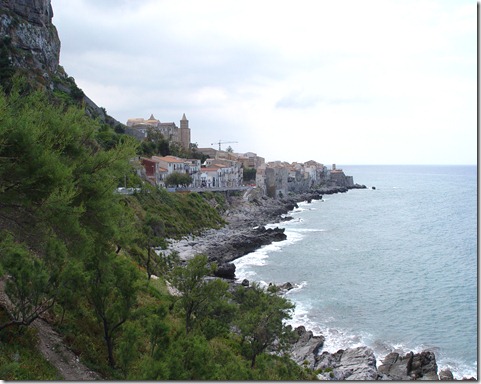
[211, 140, 238, 151]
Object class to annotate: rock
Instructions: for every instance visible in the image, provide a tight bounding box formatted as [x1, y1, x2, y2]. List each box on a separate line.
[378, 350, 438, 380]
[241, 279, 249, 286]
[0, 0, 60, 78]
[289, 326, 325, 368]
[213, 263, 236, 279]
[279, 282, 294, 291]
[315, 347, 379, 380]
[439, 369, 454, 380]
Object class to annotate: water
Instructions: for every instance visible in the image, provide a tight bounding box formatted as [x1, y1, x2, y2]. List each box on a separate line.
[233, 165, 477, 379]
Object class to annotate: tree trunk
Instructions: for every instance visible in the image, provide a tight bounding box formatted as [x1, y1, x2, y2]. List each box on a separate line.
[103, 318, 115, 368]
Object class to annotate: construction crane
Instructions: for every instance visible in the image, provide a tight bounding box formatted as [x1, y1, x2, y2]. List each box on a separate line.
[211, 140, 238, 151]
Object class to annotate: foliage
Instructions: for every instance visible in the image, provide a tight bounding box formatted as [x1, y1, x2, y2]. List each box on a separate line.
[0, 78, 316, 380]
[164, 171, 192, 187]
[0, 37, 15, 92]
[85, 251, 140, 368]
[233, 282, 295, 368]
[170, 255, 235, 335]
[243, 167, 257, 182]
[0, 234, 55, 330]
[0, 79, 140, 369]
[0, 313, 60, 380]
[138, 128, 170, 157]
[132, 187, 225, 239]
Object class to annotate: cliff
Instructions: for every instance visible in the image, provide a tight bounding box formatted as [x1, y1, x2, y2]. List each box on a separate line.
[0, 0, 123, 127]
[0, 0, 60, 86]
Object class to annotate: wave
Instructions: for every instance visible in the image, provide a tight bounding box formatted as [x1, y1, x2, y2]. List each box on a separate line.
[287, 299, 477, 379]
[233, 231, 304, 281]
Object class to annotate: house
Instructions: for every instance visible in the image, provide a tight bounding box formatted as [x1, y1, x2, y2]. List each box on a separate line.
[152, 155, 187, 174]
[140, 157, 168, 186]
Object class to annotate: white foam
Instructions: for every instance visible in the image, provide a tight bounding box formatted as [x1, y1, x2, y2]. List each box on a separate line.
[285, 280, 308, 294]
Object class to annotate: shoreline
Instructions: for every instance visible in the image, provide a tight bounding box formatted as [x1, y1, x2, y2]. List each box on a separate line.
[166, 185, 363, 265]
[164, 185, 474, 380]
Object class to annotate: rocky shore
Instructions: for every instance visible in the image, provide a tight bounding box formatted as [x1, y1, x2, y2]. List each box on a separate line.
[167, 185, 360, 266]
[165, 185, 473, 380]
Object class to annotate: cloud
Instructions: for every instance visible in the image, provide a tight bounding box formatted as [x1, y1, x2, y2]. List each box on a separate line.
[51, 0, 477, 164]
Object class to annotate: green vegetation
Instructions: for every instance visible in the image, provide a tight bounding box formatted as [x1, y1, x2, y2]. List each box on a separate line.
[164, 171, 192, 187]
[0, 313, 61, 380]
[0, 78, 317, 380]
[243, 166, 257, 182]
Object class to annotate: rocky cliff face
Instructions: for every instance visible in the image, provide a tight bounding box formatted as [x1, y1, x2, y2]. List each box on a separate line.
[0, 0, 60, 85]
[0, 0, 123, 127]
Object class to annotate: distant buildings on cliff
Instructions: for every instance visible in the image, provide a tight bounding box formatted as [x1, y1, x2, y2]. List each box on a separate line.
[125, 113, 191, 150]
[126, 113, 354, 196]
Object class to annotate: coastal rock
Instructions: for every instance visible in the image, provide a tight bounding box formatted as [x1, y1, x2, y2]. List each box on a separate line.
[289, 326, 325, 368]
[377, 350, 438, 380]
[315, 347, 379, 380]
[204, 226, 287, 265]
[439, 369, 454, 380]
[213, 263, 236, 279]
[278, 282, 294, 291]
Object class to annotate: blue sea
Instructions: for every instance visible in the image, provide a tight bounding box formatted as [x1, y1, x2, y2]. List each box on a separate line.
[233, 165, 477, 379]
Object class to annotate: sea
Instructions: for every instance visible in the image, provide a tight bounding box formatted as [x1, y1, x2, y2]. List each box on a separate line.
[233, 165, 477, 379]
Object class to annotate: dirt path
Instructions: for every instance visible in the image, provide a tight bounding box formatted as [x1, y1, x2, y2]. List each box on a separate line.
[31, 317, 102, 380]
[0, 280, 101, 380]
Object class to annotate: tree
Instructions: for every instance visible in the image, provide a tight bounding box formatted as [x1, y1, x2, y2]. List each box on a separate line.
[169, 254, 234, 335]
[233, 283, 295, 368]
[0, 234, 57, 330]
[243, 167, 256, 182]
[164, 172, 192, 187]
[0, 79, 142, 373]
[86, 251, 140, 368]
[226, 146, 234, 153]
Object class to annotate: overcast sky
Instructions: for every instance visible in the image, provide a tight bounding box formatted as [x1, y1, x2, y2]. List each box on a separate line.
[51, 0, 476, 165]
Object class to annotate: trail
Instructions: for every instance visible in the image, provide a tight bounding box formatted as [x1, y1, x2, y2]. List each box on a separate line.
[0, 280, 101, 380]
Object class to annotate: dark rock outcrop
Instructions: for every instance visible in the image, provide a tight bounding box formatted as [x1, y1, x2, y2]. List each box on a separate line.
[213, 263, 236, 279]
[315, 347, 379, 380]
[439, 369, 454, 380]
[289, 326, 325, 368]
[0, 0, 60, 80]
[205, 226, 287, 264]
[377, 351, 438, 380]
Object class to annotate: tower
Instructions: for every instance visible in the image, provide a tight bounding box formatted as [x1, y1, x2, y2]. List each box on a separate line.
[180, 113, 191, 150]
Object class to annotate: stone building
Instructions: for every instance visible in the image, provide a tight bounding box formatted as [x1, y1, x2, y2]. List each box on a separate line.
[125, 113, 191, 149]
[256, 163, 289, 198]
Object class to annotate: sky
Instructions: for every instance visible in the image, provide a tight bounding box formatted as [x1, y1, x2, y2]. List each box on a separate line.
[50, 0, 477, 165]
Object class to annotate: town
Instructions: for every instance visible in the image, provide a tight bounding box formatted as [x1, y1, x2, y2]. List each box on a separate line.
[125, 113, 356, 197]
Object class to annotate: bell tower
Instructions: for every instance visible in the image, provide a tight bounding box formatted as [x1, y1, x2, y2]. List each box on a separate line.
[180, 113, 191, 150]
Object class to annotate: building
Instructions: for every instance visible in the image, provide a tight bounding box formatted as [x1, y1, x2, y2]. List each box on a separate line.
[125, 113, 191, 150]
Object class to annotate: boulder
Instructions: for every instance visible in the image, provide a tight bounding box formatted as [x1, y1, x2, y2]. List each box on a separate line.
[377, 350, 438, 380]
[289, 326, 325, 368]
[213, 263, 236, 279]
[315, 347, 378, 380]
[439, 369, 454, 380]
[279, 282, 294, 291]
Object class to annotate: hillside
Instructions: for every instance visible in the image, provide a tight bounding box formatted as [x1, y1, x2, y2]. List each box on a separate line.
[0, 1, 320, 380]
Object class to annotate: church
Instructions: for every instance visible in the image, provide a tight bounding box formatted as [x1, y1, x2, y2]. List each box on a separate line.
[125, 113, 191, 150]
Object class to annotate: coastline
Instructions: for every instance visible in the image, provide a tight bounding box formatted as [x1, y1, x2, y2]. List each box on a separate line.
[165, 185, 473, 380]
